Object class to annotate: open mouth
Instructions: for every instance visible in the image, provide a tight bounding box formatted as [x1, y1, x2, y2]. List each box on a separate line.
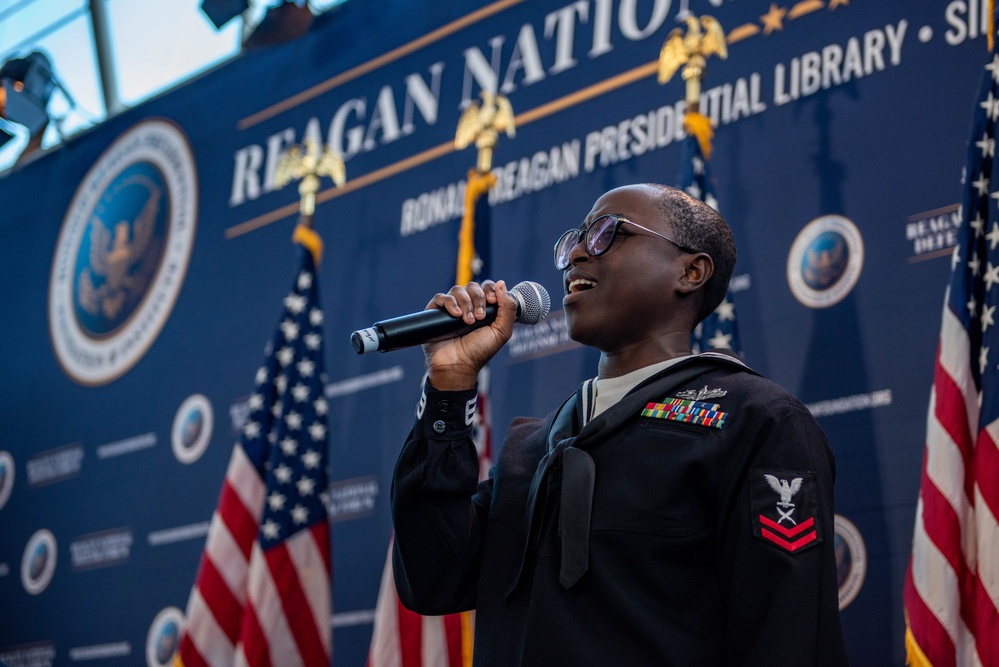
[567, 278, 597, 294]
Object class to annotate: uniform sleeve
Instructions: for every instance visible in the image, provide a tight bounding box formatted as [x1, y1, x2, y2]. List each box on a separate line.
[391, 381, 492, 615]
[720, 396, 849, 666]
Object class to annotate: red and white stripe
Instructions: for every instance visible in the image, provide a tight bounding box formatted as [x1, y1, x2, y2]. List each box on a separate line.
[905, 300, 999, 667]
[365, 544, 466, 667]
[178, 445, 332, 667]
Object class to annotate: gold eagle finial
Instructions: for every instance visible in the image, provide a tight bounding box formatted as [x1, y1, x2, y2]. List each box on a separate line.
[274, 138, 346, 221]
[455, 91, 516, 173]
[658, 15, 728, 108]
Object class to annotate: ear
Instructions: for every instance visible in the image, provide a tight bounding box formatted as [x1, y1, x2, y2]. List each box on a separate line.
[676, 253, 713, 294]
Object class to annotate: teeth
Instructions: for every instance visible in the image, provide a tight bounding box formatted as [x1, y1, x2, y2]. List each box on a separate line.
[568, 278, 597, 293]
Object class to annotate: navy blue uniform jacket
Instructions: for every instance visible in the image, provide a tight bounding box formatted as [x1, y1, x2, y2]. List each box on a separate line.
[392, 355, 849, 666]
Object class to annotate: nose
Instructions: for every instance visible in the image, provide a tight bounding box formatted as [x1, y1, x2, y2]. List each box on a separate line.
[566, 233, 589, 266]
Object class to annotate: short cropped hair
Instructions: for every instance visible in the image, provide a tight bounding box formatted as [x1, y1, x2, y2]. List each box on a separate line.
[642, 183, 736, 323]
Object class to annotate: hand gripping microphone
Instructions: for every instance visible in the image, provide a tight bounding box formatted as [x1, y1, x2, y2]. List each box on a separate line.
[350, 281, 551, 354]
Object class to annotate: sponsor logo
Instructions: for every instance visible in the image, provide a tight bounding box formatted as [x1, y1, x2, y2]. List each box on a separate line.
[146, 607, 183, 667]
[49, 119, 197, 386]
[326, 476, 378, 522]
[70, 528, 133, 570]
[0, 450, 13, 510]
[26, 444, 83, 486]
[172, 394, 213, 464]
[787, 215, 864, 308]
[834, 514, 867, 610]
[21, 529, 57, 595]
[0, 642, 56, 667]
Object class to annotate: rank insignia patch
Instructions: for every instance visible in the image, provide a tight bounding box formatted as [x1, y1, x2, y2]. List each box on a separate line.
[675, 386, 728, 401]
[750, 469, 821, 554]
[641, 398, 727, 428]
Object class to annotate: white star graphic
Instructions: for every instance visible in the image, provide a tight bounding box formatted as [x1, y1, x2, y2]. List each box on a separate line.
[973, 173, 990, 196]
[304, 333, 322, 351]
[243, 421, 261, 439]
[267, 491, 287, 511]
[714, 299, 735, 321]
[291, 504, 309, 525]
[274, 463, 293, 484]
[277, 346, 294, 366]
[297, 359, 316, 378]
[248, 393, 263, 411]
[685, 183, 702, 200]
[707, 330, 733, 350]
[953, 245, 962, 271]
[976, 132, 995, 158]
[984, 262, 999, 291]
[968, 295, 978, 316]
[261, 520, 280, 540]
[692, 156, 704, 175]
[986, 53, 999, 82]
[255, 367, 268, 385]
[308, 422, 327, 441]
[291, 383, 310, 402]
[969, 253, 981, 276]
[280, 320, 300, 341]
[280, 436, 298, 455]
[275, 375, 287, 394]
[302, 449, 321, 469]
[297, 271, 313, 290]
[982, 304, 996, 333]
[284, 293, 307, 315]
[297, 476, 317, 496]
[983, 90, 999, 121]
[314, 397, 328, 416]
[271, 400, 283, 417]
[987, 222, 999, 251]
[980, 345, 990, 375]
[968, 214, 999, 239]
[310, 308, 324, 326]
[285, 411, 303, 430]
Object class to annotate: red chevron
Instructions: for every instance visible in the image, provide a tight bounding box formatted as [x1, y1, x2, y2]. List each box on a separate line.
[759, 514, 815, 538]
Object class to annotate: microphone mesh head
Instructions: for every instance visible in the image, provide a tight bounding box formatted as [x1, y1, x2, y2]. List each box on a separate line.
[511, 281, 551, 325]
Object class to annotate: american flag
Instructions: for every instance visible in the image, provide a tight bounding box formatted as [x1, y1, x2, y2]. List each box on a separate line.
[178, 233, 332, 667]
[903, 48, 999, 667]
[679, 121, 742, 356]
[367, 170, 496, 667]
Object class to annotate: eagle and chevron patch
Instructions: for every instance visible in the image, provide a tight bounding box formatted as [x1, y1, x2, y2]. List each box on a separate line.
[749, 469, 821, 554]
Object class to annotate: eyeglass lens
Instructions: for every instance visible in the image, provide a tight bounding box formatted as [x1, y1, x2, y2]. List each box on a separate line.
[554, 215, 620, 269]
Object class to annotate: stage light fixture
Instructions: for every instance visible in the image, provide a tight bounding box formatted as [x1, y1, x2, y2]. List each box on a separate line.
[200, 0, 251, 30]
[242, 1, 314, 50]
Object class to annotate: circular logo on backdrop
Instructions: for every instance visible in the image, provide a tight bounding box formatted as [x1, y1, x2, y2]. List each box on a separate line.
[787, 215, 864, 308]
[48, 119, 198, 386]
[147, 606, 184, 667]
[21, 529, 57, 595]
[172, 394, 214, 464]
[0, 450, 14, 510]
[834, 514, 867, 610]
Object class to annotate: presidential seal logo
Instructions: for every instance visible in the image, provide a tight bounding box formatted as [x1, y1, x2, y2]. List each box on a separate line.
[787, 215, 864, 308]
[49, 119, 198, 385]
[834, 513, 867, 610]
[172, 394, 214, 464]
[0, 450, 13, 511]
[146, 606, 184, 667]
[21, 528, 57, 595]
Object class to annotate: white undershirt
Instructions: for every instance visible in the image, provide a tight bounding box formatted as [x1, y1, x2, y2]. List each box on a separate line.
[580, 355, 694, 426]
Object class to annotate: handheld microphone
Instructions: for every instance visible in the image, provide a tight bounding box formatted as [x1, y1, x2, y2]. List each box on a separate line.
[350, 281, 551, 354]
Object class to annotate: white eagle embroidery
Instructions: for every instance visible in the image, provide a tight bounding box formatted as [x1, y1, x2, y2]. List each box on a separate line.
[764, 474, 803, 508]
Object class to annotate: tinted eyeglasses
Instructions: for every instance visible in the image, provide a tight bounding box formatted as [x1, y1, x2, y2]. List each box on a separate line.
[553, 214, 697, 270]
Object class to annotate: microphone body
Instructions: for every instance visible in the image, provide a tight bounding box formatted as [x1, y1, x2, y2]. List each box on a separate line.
[351, 281, 550, 354]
